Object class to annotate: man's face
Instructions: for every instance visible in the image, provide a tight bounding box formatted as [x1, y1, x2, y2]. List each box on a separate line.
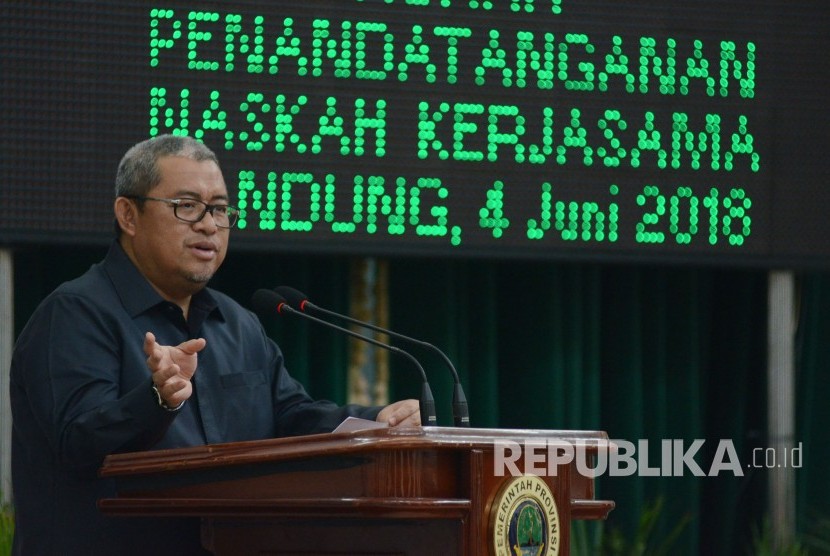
[129, 155, 229, 301]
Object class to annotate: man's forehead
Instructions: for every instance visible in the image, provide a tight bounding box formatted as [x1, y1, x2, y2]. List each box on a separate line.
[154, 156, 226, 192]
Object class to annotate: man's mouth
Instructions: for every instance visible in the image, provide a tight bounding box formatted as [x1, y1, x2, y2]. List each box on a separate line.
[188, 242, 219, 260]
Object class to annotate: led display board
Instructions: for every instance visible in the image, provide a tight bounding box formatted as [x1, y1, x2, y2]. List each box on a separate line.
[2, 1, 828, 266]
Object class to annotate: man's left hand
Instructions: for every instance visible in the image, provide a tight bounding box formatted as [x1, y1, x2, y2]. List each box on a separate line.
[376, 399, 420, 427]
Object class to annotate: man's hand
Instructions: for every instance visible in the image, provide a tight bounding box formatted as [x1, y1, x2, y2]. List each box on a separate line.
[143, 331, 206, 408]
[376, 399, 420, 427]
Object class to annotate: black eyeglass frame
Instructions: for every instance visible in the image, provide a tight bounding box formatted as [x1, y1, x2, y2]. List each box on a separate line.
[123, 195, 240, 229]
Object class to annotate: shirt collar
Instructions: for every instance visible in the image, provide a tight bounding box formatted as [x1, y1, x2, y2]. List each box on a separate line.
[103, 240, 224, 321]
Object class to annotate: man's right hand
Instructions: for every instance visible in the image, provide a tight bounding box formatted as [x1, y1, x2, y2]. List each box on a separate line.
[143, 331, 206, 408]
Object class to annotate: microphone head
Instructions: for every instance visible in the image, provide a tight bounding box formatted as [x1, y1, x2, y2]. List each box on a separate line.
[251, 288, 284, 317]
[275, 285, 309, 310]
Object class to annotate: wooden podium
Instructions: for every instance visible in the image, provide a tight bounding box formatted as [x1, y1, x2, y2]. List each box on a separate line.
[99, 426, 614, 555]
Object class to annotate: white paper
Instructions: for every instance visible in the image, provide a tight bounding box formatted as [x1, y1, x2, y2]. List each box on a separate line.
[333, 416, 388, 434]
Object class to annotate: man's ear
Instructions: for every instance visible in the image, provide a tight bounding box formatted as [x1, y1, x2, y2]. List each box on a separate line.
[114, 197, 137, 237]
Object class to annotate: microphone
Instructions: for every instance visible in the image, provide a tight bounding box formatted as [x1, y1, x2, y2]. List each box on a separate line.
[251, 289, 437, 427]
[275, 285, 470, 427]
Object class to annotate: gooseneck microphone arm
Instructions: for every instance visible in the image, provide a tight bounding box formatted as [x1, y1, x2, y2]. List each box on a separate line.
[251, 289, 437, 427]
[276, 285, 470, 427]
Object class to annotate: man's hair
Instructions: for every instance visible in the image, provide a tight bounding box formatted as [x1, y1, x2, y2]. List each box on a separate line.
[113, 134, 220, 236]
[115, 134, 220, 198]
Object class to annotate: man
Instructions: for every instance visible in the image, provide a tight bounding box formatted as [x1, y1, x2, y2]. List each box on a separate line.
[9, 135, 419, 555]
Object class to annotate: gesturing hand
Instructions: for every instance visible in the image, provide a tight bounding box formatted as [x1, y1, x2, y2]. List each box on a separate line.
[143, 331, 207, 408]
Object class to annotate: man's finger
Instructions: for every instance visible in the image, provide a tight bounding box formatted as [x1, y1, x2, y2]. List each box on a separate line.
[177, 337, 206, 355]
[143, 331, 158, 357]
[152, 364, 181, 387]
[378, 399, 420, 427]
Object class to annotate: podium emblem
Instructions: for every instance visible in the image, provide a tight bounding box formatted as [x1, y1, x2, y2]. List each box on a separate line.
[491, 475, 560, 556]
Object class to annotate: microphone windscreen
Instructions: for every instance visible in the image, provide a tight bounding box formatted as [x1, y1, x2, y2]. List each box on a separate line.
[251, 288, 281, 318]
[275, 286, 308, 309]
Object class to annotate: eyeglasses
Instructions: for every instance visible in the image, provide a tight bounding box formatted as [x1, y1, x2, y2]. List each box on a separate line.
[125, 195, 240, 229]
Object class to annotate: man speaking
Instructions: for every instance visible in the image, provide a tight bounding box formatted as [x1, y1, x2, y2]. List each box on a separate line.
[9, 134, 419, 555]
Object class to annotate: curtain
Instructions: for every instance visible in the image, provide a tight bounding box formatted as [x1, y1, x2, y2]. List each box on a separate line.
[387, 259, 770, 554]
[797, 275, 830, 540]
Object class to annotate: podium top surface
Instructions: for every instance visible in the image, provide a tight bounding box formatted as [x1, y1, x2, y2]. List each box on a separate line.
[100, 426, 610, 478]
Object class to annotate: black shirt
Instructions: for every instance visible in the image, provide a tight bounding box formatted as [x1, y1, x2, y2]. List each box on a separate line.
[10, 241, 379, 555]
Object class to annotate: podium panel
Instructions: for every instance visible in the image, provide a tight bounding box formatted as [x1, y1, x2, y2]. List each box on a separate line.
[100, 427, 614, 555]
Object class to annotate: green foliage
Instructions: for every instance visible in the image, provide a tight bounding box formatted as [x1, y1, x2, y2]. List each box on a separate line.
[748, 518, 807, 556]
[578, 510, 830, 556]
[571, 497, 691, 556]
[570, 519, 605, 555]
[0, 496, 12, 556]
[802, 516, 830, 555]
